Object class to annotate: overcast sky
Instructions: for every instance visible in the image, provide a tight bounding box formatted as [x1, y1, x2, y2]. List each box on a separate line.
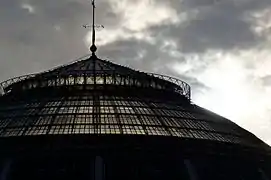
[0, 0, 271, 144]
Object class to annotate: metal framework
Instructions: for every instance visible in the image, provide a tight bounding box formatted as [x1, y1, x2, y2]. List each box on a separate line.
[0, 92, 257, 145]
[0, 55, 191, 100]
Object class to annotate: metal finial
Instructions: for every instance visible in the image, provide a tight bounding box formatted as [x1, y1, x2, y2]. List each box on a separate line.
[82, 0, 104, 55]
[91, 0, 96, 54]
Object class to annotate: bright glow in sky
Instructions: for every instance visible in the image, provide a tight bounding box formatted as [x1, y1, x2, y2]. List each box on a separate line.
[21, 3, 35, 14]
[111, 0, 179, 31]
[86, 0, 177, 46]
[170, 47, 271, 144]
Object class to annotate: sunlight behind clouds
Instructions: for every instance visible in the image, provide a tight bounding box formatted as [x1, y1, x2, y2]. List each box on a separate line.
[109, 0, 179, 31]
[85, 28, 154, 47]
[85, 0, 179, 47]
[171, 49, 271, 144]
[245, 7, 271, 39]
[21, 3, 35, 14]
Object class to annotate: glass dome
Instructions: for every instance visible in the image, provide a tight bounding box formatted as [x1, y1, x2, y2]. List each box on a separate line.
[0, 54, 270, 180]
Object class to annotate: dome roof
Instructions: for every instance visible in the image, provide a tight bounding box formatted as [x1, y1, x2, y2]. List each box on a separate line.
[0, 55, 190, 99]
[0, 55, 269, 151]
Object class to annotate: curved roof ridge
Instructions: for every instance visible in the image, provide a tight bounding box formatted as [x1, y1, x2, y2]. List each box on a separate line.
[0, 55, 191, 101]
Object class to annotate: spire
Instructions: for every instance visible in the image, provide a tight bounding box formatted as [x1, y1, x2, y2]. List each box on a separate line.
[90, 0, 97, 55]
[83, 0, 104, 56]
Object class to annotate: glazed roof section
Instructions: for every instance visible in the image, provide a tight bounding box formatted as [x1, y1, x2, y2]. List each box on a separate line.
[0, 93, 266, 150]
[0, 55, 191, 100]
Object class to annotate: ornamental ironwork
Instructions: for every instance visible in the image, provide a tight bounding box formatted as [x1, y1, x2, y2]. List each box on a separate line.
[0, 55, 191, 100]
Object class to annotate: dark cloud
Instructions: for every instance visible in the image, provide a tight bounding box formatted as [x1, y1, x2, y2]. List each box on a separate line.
[149, 0, 271, 53]
[99, 38, 209, 96]
[0, 0, 120, 81]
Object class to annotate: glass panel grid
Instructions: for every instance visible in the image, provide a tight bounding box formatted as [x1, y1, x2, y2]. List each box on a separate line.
[141, 116, 162, 126]
[2, 127, 25, 137]
[38, 107, 58, 115]
[74, 114, 93, 124]
[35, 116, 53, 125]
[119, 115, 141, 125]
[194, 130, 213, 140]
[62, 101, 81, 106]
[182, 119, 198, 129]
[135, 107, 153, 115]
[25, 126, 48, 135]
[100, 125, 121, 134]
[100, 106, 115, 114]
[53, 115, 74, 125]
[78, 106, 93, 114]
[146, 126, 169, 136]
[190, 130, 206, 139]
[100, 100, 111, 106]
[80, 100, 93, 106]
[154, 109, 169, 116]
[122, 125, 145, 135]
[73, 124, 95, 134]
[162, 117, 178, 127]
[49, 125, 73, 134]
[45, 101, 61, 107]
[197, 121, 215, 131]
[0, 93, 253, 147]
[58, 107, 76, 114]
[100, 114, 118, 124]
[130, 101, 146, 107]
[169, 128, 194, 138]
[209, 132, 228, 142]
[27, 102, 41, 108]
[117, 107, 135, 114]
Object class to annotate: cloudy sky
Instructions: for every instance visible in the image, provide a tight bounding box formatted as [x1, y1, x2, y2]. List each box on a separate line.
[0, 0, 271, 144]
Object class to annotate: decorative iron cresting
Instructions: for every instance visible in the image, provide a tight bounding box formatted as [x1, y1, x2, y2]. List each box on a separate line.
[0, 55, 191, 100]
